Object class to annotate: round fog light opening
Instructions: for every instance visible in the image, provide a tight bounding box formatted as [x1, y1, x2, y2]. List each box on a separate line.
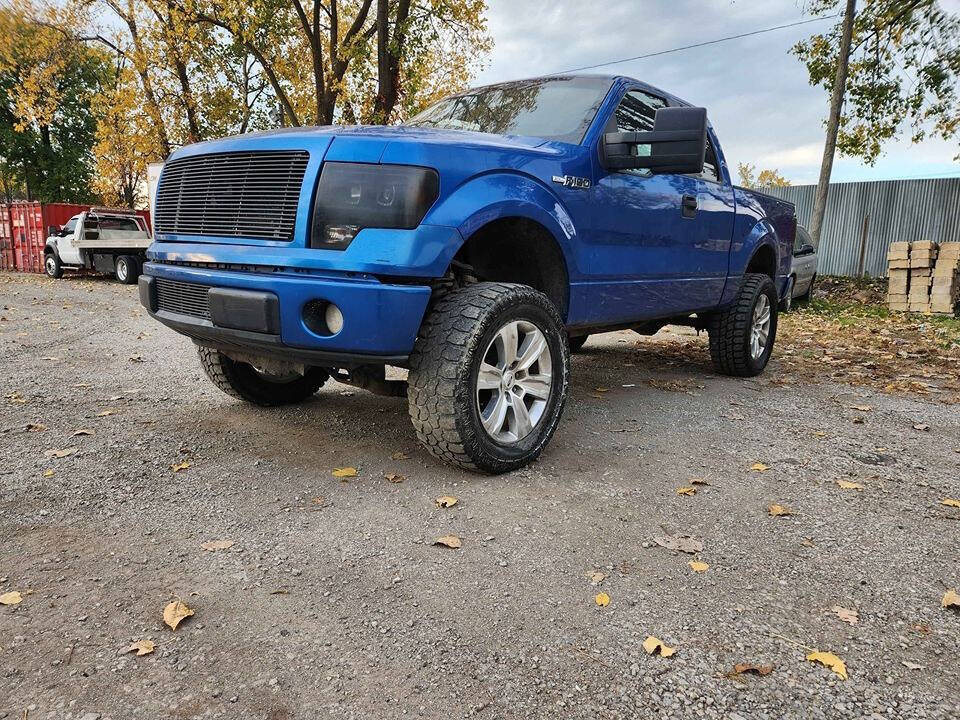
[325, 303, 344, 335]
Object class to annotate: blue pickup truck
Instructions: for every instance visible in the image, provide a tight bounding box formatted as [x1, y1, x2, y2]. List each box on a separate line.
[140, 74, 796, 473]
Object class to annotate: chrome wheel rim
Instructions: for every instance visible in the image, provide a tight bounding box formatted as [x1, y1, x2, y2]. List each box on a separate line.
[116, 260, 127, 281]
[476, 320, 553, 444]
[750, 294, 771, 360]
[45, 256, 56, 275]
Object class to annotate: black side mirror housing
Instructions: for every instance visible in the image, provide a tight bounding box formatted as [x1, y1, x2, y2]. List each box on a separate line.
[604, 106, 708, 174]
[796, 243, 815, 256]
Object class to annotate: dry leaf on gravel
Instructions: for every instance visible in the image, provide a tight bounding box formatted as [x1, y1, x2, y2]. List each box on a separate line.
[0, 591, 24, 605]
[642, 636, 676, 657]
[123, 639, 155, 656]
[806, 650, 847, 679]
[170, 461, 191, 473]
[913, 423, 930, 431]
[837, 480, 864, 490]
[732, 663, 773, 676]
[850, 405, 872, 412]
[750, 462, 770, 472]
[595, 592, 610, 607]
[44, 447, 77, 459]
[72, 429, 94, 436]
[676, 487, 696, 496]
[201, 539, 234, 551]
[690, 479, 711, 486]
[768, 504, 791, 517]
[391, 452, 409, 460]
[942, 589, 960, 609]
[435, 496, 458, 508]
[433, 535, 461, 549]
[941, 499, 960, 508]
[384, 473, 404, 483]
[163, 600, 194, 630]
[587, 571, 606, 586]
[831, 605, 859, 625]
[332, 467, 357, 478]
[43, 469, 54, 478]
[901, 660, 925, 671]
[652, 533, 703, 554]
[688, 560, 708, 573]
[26, 422, 46, 432]
[96, 409, 117, 417]
[594, 387, 609, 393]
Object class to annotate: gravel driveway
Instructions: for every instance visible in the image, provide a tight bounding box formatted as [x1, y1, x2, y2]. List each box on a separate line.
[2, 271, 959, 720]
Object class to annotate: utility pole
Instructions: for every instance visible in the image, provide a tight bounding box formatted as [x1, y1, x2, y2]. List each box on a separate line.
[809, 0, 857, 247]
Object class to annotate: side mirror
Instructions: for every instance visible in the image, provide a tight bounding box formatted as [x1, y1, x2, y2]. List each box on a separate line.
[604, 106, 707, 174]
[47, 225, 59, 237]
[797, 243, 815, 256]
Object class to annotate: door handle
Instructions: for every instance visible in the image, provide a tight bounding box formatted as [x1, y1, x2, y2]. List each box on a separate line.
[682, 194, 698, 219]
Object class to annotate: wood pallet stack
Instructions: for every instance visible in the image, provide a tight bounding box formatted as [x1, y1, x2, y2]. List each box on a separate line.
[931, 242, 960, 314]
[887, 241, 960, 315]
[886, 242, 910, 312]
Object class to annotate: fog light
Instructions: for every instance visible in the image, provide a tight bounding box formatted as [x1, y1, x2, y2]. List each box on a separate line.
[325, 303, 344, 335]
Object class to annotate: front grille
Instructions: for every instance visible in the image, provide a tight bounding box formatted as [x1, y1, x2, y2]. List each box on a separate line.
[155, 277, 212, 320]
[155, 150, 309, 241]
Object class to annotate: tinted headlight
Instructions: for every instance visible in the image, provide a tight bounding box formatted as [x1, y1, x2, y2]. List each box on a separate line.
[310, 162, 439, 249]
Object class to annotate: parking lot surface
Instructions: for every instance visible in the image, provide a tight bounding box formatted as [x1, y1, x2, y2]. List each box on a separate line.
[2, 272, 959, 719]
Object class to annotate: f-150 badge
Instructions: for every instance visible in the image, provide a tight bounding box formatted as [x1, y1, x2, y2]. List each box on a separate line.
[552, 175, 591, 189]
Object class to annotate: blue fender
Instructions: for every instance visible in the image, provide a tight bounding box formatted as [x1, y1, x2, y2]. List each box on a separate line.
[721, 216, 784, 305]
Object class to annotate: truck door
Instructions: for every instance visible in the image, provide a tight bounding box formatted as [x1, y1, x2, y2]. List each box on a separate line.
[585, 89, 734, 323]
[57, 215, 83, 265]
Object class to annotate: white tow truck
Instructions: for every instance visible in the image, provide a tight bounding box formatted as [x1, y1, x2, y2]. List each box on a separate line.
[43, 207, 151, 284]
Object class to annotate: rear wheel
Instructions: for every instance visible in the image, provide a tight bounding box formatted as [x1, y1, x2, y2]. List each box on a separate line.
[197, 346, 328, 406]
[707, 273, 778, 377]
[115, 255, 139, 284]
[44, 253, 62, 279]
[408, 282, 570, 473]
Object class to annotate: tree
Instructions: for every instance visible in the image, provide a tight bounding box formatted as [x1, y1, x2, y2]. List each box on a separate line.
[794, 0, 960, 243]
[737, 163, 792, 189]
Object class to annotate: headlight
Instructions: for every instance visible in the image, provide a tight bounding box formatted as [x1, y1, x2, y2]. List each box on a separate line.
[310, 162, 439, 249]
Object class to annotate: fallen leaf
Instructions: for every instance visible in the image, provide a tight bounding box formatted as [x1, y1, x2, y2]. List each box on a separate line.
[594, 387, 609, 393]
[806, 650, 847, 679]
[595, 592, 610, 607]
[941, 498, 960, 508]
[852, 417, 865, 424]
[690, 478, 711, 486]
[44, 447, 78, 459]
[676, 487, 696, 496]
[129, 355, 144, 363]
[850, 405, 872, 412]
[390, 451, 409, 460]
[72, 429, 94, 437]
[162, 600, 194, 630]
[0, 591, 23, 605]
[587, 571, 606, 586]
[96, 409, 117, 417]
[837, 480, 864, 490]
[689, 560, 709, 573]
[123, 639, 155, 656]
[26, 422, 46, 432]
[332, 467, 357, 478]
[912, 423, 929, 431]
[750, 462, 770, 472]
[384, 473, 404, 483]
[201, 539, 234, 551]
[433, 535, 461, 549]
[768, 504, 791, 517]
[901, 660, 925, 671]
[435, 495, 458, 508]
[642, 636, 676, 657]
[732, 663, 773, 676]
[942, 589, 960, 609]
[652, 534, 703, 554]
[269, 588, 289, 595]
[831, 605, 859, 625]
[170, 461, 191, 473]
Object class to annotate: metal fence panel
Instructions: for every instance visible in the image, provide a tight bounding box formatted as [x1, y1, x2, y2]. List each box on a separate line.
[766, 178, 960, 277]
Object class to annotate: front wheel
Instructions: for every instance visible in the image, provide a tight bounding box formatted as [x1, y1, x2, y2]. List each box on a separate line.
[45, 253, 63, 279]
[408, 282, 570, 473]
[707, 273, 778, 377]
[197, 346, 328, 406]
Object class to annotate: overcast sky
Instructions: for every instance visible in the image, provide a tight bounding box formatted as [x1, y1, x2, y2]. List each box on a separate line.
[474, 0, 960, 185]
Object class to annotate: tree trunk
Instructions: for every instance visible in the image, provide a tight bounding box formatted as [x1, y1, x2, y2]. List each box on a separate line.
[809, 0, 856, 247]
[373, 0, 410, 123]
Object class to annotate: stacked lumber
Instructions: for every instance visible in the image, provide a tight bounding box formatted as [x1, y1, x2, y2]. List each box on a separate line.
[886, 242, 910, 312]
[930, 242, 960, 315]
[908, 241, 937, 313]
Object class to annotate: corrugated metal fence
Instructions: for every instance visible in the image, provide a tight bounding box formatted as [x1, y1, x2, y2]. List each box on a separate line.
[766, 177, 960, 277]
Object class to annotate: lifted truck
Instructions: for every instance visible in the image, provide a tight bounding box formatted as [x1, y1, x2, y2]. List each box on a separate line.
[140, 74, 796, 473]
[44, 207, 151, 284]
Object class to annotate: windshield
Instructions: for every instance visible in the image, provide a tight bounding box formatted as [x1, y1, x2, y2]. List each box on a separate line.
[406, 76, 614, 144]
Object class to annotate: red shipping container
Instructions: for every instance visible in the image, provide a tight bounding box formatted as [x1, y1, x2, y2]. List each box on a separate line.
[0, 207, 13, 271]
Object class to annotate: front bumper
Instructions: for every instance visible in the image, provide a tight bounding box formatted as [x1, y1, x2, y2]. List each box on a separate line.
[140, 263, 432, 366]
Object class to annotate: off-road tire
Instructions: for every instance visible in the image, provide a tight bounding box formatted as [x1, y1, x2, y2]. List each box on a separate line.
[568, 334, 589, 353]
[407, 282, 570, 473]
[707, 273, 778, 377]
[44, 252, 63, 279]
[197, 346, 328, 406]
[115, 255, 139, 285]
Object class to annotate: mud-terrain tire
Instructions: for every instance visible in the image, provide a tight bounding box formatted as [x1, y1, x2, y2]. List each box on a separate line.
[44, 252, 63, 279]
[708, 273, 778, 377]
[408, 282, 570, 473]
[568, 334, 589, 353]
[197, 346, 328, 406]
[115, 255, 139, 284]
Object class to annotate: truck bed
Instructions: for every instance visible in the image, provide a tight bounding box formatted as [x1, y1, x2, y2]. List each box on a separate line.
[75, 229, 152, 251]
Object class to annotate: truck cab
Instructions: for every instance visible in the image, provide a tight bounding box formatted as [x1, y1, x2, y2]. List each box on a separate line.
[45, 208, 151, 284]
[140, 74, 796, 473]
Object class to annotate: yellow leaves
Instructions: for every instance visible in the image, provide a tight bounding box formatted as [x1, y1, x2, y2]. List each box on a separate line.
[941, 498, 960, 508]
[433, 535, 461, 549]
[5, 391, 27, 404]
[44, 447, 77, 459]
[435, 496, 458, 508]
[124, 639, 155, 656]
[642, 636, 676, 657]
[332, 467, 357, 479]
[594, 592, 610, 607]
[201, 539, 233, 551]
[42, 469, 54, 478]
[688, 560, 709, 573]
[942, 588, 960, 609]
[750, 462, 770, 472]
[0, 590, 25, 605]
[806, 650, 847, 679]
[768, 504, 792, 517]
[676, 487, 696, 496]
[162, 600, 194, 630]
[836, 480, 864, 490]
[170, 461, 191, 473]
[831, 605, 858, 625]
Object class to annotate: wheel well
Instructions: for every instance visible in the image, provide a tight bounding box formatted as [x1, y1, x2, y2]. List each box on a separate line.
[452, 217, 569, 319]
[746, 244, 776, 279]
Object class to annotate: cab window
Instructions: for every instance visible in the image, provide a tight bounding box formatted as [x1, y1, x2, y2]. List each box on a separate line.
[62, 217, 78, 235]
[612, 90, 667, 172]
[794, 226, 813, 254]
[700, 138, 720, 183]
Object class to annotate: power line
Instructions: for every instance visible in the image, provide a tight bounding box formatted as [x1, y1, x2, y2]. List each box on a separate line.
[555, 15, 842, 74]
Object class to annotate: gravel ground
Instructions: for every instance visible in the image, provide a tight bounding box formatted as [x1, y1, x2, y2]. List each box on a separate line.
[2, 271, 959, 720]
